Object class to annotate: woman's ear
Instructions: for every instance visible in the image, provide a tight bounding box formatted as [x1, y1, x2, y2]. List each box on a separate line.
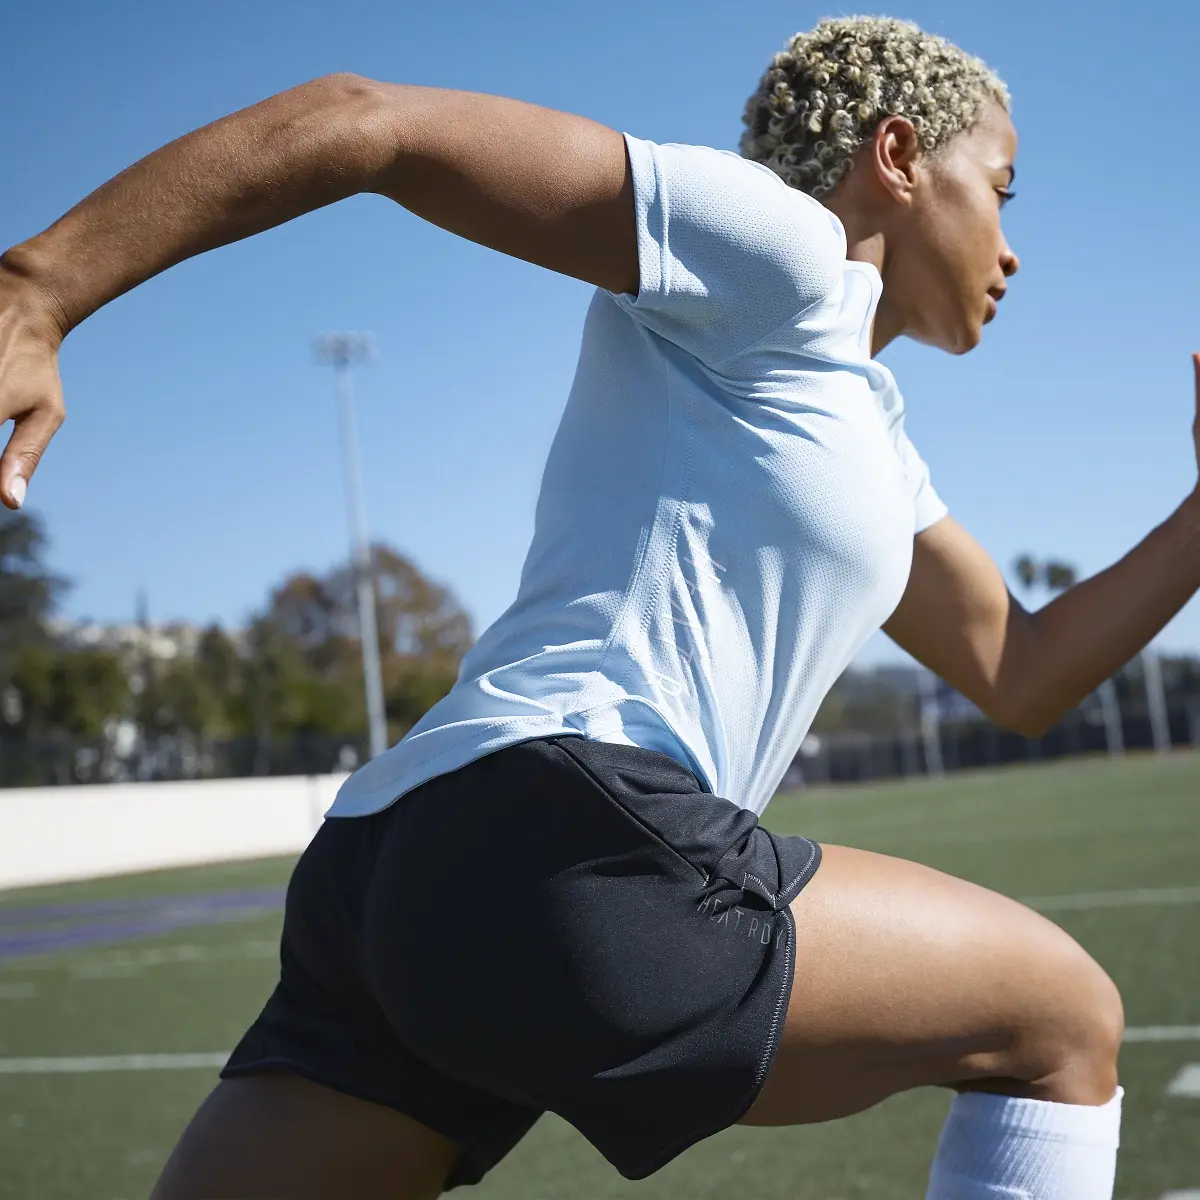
[870, 116, 921, 206]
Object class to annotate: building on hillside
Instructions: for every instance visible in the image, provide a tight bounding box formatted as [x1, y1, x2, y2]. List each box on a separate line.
[46, 618, 204, 663]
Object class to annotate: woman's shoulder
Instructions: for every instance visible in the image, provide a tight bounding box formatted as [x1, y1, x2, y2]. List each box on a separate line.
[618, 135, 850, 358]
[628, 136, 844, 252]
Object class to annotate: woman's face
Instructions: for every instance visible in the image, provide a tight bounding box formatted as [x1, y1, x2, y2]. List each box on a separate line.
[888, 103, 1020, 355]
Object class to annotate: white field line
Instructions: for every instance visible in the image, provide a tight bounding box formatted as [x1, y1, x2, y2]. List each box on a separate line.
[1160, 1193, 1200, 1199]
[0, 1052, 228, 1074]
[1125, 1026, 1200, 1043]
[67, 939, 278, 980]
[1020, 885, 1200, 912]
[1166, 1064, 1200, 1098]
[861, 814, 1200, 849]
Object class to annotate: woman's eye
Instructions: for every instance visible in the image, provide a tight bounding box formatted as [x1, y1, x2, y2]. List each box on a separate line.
[998, 189, 1017, 208]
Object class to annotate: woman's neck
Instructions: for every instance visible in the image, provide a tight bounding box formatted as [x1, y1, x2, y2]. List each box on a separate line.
[821, 199, 903, 356]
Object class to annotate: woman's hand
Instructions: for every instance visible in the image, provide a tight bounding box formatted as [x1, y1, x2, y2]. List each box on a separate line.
[0, 267, 65, 510]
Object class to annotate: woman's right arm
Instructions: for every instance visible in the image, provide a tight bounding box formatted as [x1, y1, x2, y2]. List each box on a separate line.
[0, 74, 638, 506]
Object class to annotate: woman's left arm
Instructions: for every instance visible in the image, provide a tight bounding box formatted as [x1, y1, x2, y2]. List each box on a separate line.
[883, 354, 1200, 737]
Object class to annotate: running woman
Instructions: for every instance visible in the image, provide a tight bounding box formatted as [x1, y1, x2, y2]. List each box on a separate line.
[2, 17, 1197, 1200]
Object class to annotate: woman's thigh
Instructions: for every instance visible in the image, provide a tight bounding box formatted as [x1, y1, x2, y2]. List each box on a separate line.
[743, 844, 1124, 1126]
[150, 1072, 460, 1200]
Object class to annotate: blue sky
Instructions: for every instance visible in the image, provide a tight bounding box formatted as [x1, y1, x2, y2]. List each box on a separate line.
[3, 0, 1199, 666]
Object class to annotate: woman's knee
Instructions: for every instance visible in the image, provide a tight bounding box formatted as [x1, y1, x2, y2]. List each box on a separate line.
[1048, 947, 1124, 1103]
[999, 929, 1124, 1105]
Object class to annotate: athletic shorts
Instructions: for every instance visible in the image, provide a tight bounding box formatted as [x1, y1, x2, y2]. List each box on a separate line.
[222, 735, 823, 1186]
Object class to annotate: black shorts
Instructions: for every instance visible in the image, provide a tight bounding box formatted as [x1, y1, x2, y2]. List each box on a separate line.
[223, 735, 822, 1186]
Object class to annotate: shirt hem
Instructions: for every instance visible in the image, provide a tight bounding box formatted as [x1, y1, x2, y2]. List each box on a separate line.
[326, 716, 583, 818]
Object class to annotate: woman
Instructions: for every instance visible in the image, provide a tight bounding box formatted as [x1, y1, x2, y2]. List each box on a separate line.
[2, 16, 1196, 1199]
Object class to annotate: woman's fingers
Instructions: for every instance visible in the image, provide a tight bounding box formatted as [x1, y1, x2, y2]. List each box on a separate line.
[0, 296, 66, 510]
[1, 398, 64, 509]
[0, 339, 65, 510]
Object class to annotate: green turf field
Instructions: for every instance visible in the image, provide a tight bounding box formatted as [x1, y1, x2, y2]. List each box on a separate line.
[0, 753, 1197, 1199]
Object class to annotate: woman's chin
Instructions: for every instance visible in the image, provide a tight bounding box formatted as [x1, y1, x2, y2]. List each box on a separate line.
[943, 316, 985, 355]
[954, 324, 985, 355]
[914, 320, 983, 356]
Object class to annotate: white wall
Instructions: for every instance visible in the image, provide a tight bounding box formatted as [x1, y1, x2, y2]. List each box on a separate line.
[0, 774, 349, 890]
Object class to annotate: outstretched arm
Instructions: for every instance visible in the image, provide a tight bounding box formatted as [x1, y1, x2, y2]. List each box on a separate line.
[0, 74, 637, 506]
[884, 354, 1200, 737]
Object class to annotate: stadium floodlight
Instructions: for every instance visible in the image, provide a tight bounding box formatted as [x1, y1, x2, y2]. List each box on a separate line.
[314, 333, 388, 762]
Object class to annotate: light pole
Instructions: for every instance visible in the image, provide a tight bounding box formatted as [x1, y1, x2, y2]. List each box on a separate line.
[314, 333, 388, 761]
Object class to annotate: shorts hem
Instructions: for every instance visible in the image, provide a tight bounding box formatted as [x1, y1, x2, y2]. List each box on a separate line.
[614, 844, 818, 1180]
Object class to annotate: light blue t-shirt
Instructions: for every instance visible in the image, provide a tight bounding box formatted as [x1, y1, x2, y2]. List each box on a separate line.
[329, 134, 947, 819]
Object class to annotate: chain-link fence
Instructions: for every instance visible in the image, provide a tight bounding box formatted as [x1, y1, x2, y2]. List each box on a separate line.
[781, 701, 1200, 790]
[0, 728, 366, 788]
[5, 699, 1200, 792]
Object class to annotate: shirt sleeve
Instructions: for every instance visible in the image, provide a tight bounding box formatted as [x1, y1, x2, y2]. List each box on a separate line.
[891, 418, 948, 534]
[610, 135, 846, 364]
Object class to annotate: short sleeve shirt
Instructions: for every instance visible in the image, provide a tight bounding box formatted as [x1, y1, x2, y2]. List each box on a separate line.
[329, 135, 947, 819]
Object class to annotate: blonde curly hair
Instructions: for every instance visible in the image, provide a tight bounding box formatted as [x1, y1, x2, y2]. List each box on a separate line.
[740, 16, 1009, 199]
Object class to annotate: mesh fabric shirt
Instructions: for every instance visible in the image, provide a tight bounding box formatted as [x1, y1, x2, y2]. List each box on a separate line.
[328, 135, 947, 819]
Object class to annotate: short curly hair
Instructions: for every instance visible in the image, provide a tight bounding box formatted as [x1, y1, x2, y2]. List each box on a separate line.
[740, 16, 1009, 199]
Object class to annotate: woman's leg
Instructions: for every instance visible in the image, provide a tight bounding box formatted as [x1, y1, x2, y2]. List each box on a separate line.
[150, 1072, 460, 1200]
[154, 841, 1125, 1198]
[742, 844, 1124, 1197]
[744, 843, 1123, 1124]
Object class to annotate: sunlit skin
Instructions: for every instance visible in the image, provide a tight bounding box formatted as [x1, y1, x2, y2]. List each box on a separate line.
[823, 103, 1020, 356]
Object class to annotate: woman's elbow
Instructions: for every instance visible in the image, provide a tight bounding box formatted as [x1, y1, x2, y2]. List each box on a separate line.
[990, 689, 1059, 740]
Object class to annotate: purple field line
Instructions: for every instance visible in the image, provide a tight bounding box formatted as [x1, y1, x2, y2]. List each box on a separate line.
[0, 887, 287, 928]
[0, 888, 287, 962]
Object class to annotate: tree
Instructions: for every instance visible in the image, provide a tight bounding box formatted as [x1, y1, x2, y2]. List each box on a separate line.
[1012, 553, 1039, 594]
[0, 514, 475, 780]
[192, 624, 246, 737]
[262, 542, 473, 742]
[0, 509, 66, 681]
[1043, 561, 1078, 593]
[11, 641, 129, 738]
[358, 544, 473, 663]
[265, 571, 352, 673]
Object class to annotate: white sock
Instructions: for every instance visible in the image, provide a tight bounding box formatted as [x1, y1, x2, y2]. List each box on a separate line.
[925, 1087, 1123, 1199]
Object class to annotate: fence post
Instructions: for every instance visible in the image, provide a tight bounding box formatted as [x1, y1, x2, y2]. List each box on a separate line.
[918, 671, 944, 776]
[1098, 678, 1125, 756]
[1141, 649, 1171, 753]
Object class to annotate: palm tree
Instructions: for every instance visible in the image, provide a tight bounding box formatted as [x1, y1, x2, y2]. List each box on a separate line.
[1012, 554, 1040, 594]
[1042, 561, 1078, 593]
